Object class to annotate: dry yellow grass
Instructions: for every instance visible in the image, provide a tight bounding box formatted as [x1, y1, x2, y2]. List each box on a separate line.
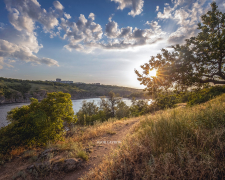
[83, 94, 225, 180]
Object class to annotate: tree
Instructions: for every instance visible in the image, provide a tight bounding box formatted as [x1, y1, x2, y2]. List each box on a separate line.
[135, 2, 225, 93]
[1, 92, 77, 153]
[76, 100, 100, 125]
[100, 91, 121, 117]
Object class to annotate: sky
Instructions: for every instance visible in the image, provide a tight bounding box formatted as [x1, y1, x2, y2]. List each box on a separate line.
[0, 0, 225, 89]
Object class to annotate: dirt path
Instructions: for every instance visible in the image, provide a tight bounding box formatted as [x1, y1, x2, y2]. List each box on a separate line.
[63, 118, 140, 180]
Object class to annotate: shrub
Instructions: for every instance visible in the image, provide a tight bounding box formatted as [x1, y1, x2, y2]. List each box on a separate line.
[0, 92, 77, 154]
[116, 101, 130, 119]
[188, 86, 225, 105]
[154, 93, 178, 109]
[129, 99, 149, 116]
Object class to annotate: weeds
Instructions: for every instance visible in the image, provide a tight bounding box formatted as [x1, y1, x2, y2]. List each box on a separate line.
[77, 150, 88, 161]
[106, 130, 116, 135]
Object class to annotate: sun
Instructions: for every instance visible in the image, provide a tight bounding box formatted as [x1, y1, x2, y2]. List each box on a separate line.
[149, 69, 157, 77]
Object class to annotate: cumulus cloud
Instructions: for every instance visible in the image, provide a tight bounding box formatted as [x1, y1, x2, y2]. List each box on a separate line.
[1, 0, 60, 68]
[155, 0, 223, 45]
[88, 13, 95, 21]
[157, 5, 172, 19]
[64, 12, 71, 19]
[156, 6, 159, 11]
[53, 1, 64, 11]
[111, 0, 144, 17]
[167, 0, 206, 44]
[105, 20, 120, 38]
[61, 13, 103, 51]
[4, 0, 62, 32]
[0, 39, 59, 66]
[96, 19, 165, 50]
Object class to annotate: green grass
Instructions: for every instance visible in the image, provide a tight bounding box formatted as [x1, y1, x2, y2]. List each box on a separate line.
[84, 93, 225, 179]
[77, 150, 89, 161]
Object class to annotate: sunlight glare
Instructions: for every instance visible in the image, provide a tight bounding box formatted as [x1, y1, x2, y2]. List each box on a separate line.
[149, 69, 157, 77]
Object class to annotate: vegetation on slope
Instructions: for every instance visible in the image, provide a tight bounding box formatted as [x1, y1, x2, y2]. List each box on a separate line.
[84, 94, 225, 179]
[0, 77, 146, 102]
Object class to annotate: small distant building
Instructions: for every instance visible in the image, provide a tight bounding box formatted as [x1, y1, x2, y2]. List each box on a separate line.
[55, 78, 73, 84]
[56, 78, 61, 82]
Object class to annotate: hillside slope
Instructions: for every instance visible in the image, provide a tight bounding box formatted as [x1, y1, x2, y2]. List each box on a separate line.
[0, 77, 145, 104]
[84, 94, 225, 179]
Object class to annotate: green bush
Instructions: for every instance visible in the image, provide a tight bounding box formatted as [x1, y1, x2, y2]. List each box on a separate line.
[116, 101, 130, 119]
[129, 99, 149, 117]
[0, 92, 77, 154]
[154, 94, 178, 109]
[188, 86, 225, 105]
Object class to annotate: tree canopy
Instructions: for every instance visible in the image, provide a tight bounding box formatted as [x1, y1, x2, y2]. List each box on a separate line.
[135, 2, 225, 93]
[0, 92, 77, 154]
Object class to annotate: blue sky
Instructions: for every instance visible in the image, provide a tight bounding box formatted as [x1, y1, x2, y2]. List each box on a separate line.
[0, 0, 224, 88]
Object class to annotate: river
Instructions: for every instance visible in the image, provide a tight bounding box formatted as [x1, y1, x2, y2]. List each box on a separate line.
[0, 98, 132, 128]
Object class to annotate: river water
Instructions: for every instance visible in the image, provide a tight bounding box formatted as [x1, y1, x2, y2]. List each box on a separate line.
[0, 98, 132, 128]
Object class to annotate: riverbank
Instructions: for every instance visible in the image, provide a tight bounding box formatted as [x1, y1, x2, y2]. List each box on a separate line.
[0, 77, 147, 105]
[0, 98, 133, 129]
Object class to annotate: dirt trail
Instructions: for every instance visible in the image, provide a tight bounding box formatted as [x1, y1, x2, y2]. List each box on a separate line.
[63, 118, 140, 180]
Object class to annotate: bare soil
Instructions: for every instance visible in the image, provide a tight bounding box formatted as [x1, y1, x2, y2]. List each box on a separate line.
[63, 118, 140, 180]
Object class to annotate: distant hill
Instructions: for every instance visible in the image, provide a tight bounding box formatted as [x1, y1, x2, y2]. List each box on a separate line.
[0, 77, 147, 104]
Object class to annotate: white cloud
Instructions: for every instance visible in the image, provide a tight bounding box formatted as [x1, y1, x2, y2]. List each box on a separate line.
[53, 1, 64, 11]
[5, 0, 60, 32]
[156, 6, 159, 11]
[61, 13, 103, 52]
[0, 39, 59, 66]
[1, 0, 60, 68]
[156, 0, 221, 45]
[64, 12, 71, 19]
[111, 0, 144, 17]
[105, 20, 120, 38]
[96, 19, 165, 50]
[157, 5, 172, 19]
[88, 13, 95, 21]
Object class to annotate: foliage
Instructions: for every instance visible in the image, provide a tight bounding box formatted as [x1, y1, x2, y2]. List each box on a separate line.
[76, 92, 133, 125]
[76, 100, 104, 125]
[8, 82, 31, 95]
[116, 101, 130, 119]
[129, 98, 150, 117]
[154, 93, 178, 109]
[135, 2, 225, 93]
[188, 85, 225, 105]
[0, 92, 77, 154]
[0, 77, 143, 100]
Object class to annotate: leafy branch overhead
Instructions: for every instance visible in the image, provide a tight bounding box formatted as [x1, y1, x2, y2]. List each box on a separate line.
[135, 2, 225, 93]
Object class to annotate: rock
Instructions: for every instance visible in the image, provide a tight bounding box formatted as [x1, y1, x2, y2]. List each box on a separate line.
[38, 148, 59, 161]
[52, 159, 65, 172]
[27, 161, 51, 174]
[64, 158, 83, 172]
[34, 161, 51, 172]
[27, 158, 83, 174]
[51, 158, 83, 172]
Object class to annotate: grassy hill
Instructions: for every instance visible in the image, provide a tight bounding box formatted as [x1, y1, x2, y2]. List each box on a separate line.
[84, 93, 225, 179]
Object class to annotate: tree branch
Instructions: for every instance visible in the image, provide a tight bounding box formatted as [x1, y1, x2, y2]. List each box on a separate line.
[200, 79, 225, 84]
